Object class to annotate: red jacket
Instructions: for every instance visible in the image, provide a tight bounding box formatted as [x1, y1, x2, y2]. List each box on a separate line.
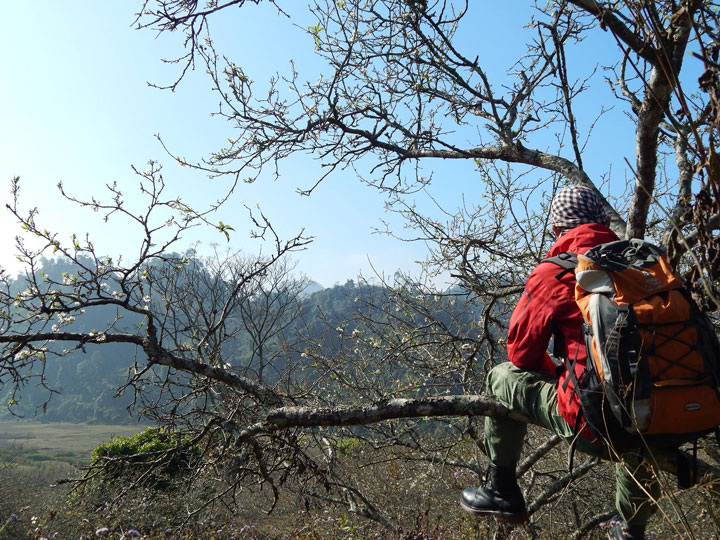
[506, 223, 619, 430]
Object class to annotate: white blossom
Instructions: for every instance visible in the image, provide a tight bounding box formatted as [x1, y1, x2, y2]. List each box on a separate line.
[52, 313, 76, 332]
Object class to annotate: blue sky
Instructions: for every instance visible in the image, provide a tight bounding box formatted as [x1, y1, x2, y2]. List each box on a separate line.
[1, 2, 640, 288]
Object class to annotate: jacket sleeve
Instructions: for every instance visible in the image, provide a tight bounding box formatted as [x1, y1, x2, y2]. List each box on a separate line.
[506, 265, 558, 375]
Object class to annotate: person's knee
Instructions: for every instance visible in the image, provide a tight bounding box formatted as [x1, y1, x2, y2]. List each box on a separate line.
[486, 362, 516, 401]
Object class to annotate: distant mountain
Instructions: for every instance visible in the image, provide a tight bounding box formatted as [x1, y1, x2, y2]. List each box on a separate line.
[300, 280, 325, 297]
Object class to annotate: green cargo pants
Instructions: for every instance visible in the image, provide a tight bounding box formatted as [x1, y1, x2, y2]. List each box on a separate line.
[484, 362, 660, 527]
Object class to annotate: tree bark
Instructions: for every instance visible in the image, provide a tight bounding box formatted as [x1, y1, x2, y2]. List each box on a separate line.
[261, 398, 717, 482]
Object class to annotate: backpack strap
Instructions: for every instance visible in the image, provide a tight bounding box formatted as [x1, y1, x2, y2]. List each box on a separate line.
[675, 443, 698, 489]
[567, 411, 583, 473]
[544, 252, 580, 359]
[561, 321, 589, 403]
[542, 252, 579, 281]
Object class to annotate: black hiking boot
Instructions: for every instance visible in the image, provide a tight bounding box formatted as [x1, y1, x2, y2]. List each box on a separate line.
[460, 463, 528, 523]
[605, 516, 645, 540]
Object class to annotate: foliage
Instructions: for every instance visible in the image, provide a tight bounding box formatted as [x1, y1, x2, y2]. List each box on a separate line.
[89, 427, 200, 487]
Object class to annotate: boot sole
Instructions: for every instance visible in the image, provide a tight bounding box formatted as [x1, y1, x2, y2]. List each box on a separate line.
[459, 499, 529, 524]
[605, 521, 630, 540]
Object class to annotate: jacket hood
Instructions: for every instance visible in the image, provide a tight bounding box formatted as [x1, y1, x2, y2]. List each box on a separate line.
[545, 223, 619, 258]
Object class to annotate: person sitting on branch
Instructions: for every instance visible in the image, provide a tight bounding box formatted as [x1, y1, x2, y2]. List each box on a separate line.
[460, 186, 659, 540]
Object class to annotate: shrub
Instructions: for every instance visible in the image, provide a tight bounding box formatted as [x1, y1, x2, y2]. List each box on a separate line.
[90, 427, 200, 489]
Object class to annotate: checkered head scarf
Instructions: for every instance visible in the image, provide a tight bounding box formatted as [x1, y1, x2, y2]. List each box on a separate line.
[550, 186, 610, 229]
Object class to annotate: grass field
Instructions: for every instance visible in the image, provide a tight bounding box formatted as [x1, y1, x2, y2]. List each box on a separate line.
[0, 420, 145, 464]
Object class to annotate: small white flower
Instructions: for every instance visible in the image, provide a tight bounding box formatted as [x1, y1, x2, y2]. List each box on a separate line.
[20, 288, 35, 299]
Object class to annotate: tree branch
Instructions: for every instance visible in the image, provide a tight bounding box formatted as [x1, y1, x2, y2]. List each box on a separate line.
[260, 398, 717, 482]
[566, 0, 659, 65]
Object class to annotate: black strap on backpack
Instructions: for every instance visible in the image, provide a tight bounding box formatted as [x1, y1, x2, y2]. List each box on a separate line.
[543, 252, 585, 473]
[542, 252, 579, 280]
[675, 440, 699, 489]
[567, 411, 584, 473]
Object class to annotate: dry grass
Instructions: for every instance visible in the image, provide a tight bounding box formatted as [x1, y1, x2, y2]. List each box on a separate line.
[0, 420, 145, 464]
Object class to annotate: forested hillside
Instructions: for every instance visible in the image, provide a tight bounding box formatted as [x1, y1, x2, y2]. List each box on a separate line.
[1, 257, 483, 424]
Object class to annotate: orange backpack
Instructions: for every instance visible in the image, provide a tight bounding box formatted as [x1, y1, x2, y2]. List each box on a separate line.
[545, 239, 720, 448]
